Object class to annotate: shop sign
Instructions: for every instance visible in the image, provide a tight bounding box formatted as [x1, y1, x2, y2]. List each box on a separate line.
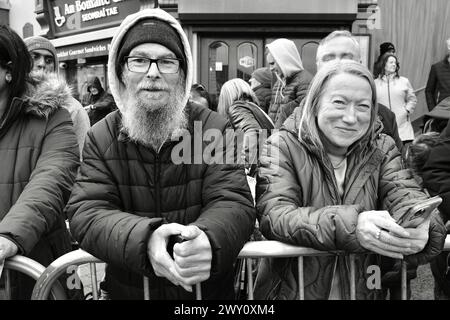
[49, 0, 140, 37]
[56, 38, 112, 60]
[239, 56, 255, 68]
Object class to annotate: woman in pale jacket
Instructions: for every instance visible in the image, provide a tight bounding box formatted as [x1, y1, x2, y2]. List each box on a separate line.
[375, 53, 417, 144]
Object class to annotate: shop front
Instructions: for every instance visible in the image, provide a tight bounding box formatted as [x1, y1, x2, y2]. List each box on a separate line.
[35, 0, 147, 100]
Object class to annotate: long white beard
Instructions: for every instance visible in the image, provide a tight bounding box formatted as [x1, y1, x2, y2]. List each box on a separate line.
[122, 80, 188, 152]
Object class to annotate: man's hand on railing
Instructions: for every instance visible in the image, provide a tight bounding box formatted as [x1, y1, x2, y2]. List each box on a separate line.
[0, 237, 18, 262]
[147, 223, 193, 292]
[356, 210, 414, 259]
[173, 225, 212, 287]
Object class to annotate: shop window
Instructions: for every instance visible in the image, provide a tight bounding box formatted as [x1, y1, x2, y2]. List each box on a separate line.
[208, 41, 229, 104]
[77, 64, 107, 105]
[237, 42, 257, 82]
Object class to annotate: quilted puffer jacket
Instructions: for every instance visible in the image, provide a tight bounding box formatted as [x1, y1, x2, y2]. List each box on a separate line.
[0, 72, 80, 298]
[254, 107, 446, 300]
[268, 70, 312, 129]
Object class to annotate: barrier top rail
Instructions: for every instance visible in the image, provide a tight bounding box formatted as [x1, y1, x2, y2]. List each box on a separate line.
[5, 255, 67, 300]
[32, 249, 102, 300]
[32, 236, 450, 300]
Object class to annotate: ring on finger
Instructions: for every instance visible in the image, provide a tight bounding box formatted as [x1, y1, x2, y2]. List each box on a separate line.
[376, 229, 382, 240]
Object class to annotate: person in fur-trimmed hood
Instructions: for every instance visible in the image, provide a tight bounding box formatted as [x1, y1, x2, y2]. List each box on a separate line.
[24, 35, 90, 153]
[0, 25, 80, 299]
[66, 8, 255, 300]
[266, 38, 313, 128]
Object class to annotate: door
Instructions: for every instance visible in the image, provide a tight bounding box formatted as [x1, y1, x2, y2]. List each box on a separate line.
[200, 38, 264, 107]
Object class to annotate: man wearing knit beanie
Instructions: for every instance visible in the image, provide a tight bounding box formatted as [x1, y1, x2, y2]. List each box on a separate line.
[66, 8, 255, 301]
[24, 35, 90, 154]
[24, 36, 58, 73]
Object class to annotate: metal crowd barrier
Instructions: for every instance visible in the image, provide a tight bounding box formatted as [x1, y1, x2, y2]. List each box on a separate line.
[1, 255, 66, 300]
[31, 237, 450, 300]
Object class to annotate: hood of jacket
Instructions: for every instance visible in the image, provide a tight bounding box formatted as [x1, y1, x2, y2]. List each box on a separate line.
[266, 38, 304, 78]
[86, 76, 104, 94]
[107, 8, 193, 113]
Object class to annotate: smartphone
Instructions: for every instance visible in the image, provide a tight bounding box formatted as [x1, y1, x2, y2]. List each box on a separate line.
[400, 196, 442, 228]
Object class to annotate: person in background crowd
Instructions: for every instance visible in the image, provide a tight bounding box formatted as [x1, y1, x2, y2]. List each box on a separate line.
[0, 25, 80, 299]
[24, 36, 90, 154]
[249, 67, 272, 114]
[217, 78, 273, 177]
[375, 53, 417, 147]
[254, 60, 445, 300]
[422, 96, 450, 134]
[373, 42, 396, 78]
[266, 38, 312, 128]
[189, 83, 212, 110]
[81, 75, 117, 126]
[425, 38, 450, 112]
[309, 30, 404, 153]
[406, 127, 450, 300]
[66, 8, 255, 300]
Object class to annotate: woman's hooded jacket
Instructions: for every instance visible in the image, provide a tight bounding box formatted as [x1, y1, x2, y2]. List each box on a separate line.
[0, 72, 80, 298]
[254, 105, 446, 300]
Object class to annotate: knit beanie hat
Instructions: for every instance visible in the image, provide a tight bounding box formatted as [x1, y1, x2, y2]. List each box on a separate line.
[251, 67, 272, 85]
[116, 18, 186, 77]
[24, 36, 58, 71]
[380, 42, 395, 56]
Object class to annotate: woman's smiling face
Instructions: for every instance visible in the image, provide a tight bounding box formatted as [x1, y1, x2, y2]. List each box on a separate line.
[317, 72, 372, 156]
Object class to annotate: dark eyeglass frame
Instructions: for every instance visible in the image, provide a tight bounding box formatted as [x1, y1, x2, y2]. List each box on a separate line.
[124, 56, 182, 74]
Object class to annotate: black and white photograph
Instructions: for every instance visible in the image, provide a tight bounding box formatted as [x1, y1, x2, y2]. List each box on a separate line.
[0, 0, 450, 314]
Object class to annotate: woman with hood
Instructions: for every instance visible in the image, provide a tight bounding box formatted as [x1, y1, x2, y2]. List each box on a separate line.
[82, 75, 117, 125]
[254, 60, 445, 300]
[266, 38, 313, 128]
[0, 25, 80, 299]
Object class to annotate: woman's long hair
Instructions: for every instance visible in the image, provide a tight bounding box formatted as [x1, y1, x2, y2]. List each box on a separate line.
[0, 25, 32, 108]
[298, 60, 378, 157]
[378, 52, 400, 79]
[217, 78, 259, 117]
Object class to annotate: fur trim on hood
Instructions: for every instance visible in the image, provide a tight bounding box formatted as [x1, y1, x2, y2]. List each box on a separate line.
[107, 8, 193, 113]
[23, 71, 74, 118]
[266, 38, 304, 78]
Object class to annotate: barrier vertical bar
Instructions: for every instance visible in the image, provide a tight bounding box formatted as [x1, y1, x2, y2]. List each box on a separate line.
[4, 269, 11, 300]
[298, 256, 304, 300]
[196, 284, 202, 300]
[246, 258, 254, 300]
[401, 261, 407, 300]
[143, 276, 150, 300]
[89, 263, 98, 300]
[349, 254, 356, 300]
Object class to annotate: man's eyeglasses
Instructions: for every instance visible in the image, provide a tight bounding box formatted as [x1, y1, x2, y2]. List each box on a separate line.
[124, 56, 182, 74]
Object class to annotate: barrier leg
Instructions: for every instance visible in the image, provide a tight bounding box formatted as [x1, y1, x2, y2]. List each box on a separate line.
[298, 256, 304, 300]
[196, 284, 202, 300]
[401, 261, 407, 300]
[349, 254, 356, 300]
[246, 258, 254, 300]
[143, 276, 150, 300]
[89, 263, 98, 300]
[4, 269, 11, 300]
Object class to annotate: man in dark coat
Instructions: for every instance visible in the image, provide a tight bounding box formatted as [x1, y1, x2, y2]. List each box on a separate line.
[66, 8, 256, 300]
[266, 38, 313, 128]
[81, 76, 117, 125]
[425, 38, 450, 111]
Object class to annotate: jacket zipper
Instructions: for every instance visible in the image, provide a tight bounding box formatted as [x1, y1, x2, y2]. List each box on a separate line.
[154, 152, 161, 217]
